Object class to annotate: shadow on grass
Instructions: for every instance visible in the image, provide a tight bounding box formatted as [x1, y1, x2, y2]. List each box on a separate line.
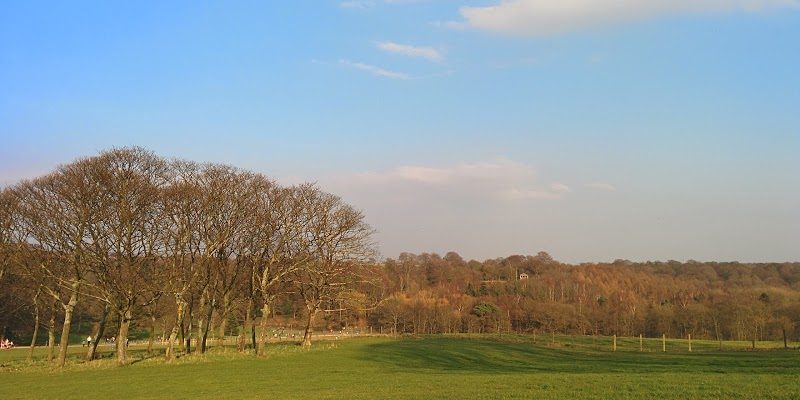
[127, 351, 162, 365]
[360, 336, 800, 375]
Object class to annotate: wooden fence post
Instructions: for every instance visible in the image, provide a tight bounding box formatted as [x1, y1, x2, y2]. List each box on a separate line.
[688, 333, 692, 352]
[662, 334, 666, 352]
[613, 334, 617, 352]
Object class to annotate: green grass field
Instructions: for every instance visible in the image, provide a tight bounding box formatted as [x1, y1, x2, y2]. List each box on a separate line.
[1, 335, 799, 399]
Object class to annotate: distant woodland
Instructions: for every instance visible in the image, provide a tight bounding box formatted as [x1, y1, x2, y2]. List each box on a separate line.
[1, 148, 799, 368]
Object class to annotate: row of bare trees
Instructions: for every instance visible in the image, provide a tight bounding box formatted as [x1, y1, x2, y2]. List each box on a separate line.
[0, 147, 376, 366]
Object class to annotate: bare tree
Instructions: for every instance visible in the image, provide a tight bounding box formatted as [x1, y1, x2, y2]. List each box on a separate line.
[247, 183, 310, 355]
[192, 165, 260, 353]
[9, 158, 100, 368]
[293, 189, 375, 347]
[0, 189, 14, 284]
[82, 147, 169, 365]
[161, 160, 204, 360]
[0, 189, 21, 341]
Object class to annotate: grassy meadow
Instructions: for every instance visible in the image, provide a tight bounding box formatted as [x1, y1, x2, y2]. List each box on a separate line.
[1, 334, 799, 399]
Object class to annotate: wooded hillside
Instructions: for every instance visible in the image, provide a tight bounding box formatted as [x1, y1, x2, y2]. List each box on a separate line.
[370, 252, 800, 345]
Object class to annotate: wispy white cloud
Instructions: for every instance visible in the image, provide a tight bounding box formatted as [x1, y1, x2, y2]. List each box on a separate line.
[340, 1, 374, 9]
[377, 42, 444, 62]
[353, 158, 536, 185]
[337, 158, 571, 202]
[339, 59, 411, 79]
[454, 0, 800, 36]
[500, 188, 563, 200]
[498, 182, 569, 200]
[586, 182, 616, 191]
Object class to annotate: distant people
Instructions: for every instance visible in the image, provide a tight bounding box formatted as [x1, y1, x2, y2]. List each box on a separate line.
[1, 339, 13, 349]
[86, 336, 93, 347]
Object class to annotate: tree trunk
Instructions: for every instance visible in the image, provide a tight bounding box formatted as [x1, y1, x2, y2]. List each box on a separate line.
[166, 299, 186, 361]
[250, 317, 257, 351]
[179, 316, 186, 353]
[47, 301, 57, 362]
[56, 287, 79, 368]
[28, 312, 40, 362]
[185, 313, 193, 354]
[257, 303, 270, 355]
[238, 298, 252, 352]
[237, 322, 246, 352]
[218, 292, 231, 348]
[302, 307, 316, 347]
[218, 318, 227, 348]
[184, 300, 194, 354]
[87, 304, 108, 361]
[28, 294, 41, 362]
[196, 293, 206, 352]
[783, 328, 788, 349]
[200, 299, 214, 353]
[117, 308, 132, 365]
[147, 314, 156, 354]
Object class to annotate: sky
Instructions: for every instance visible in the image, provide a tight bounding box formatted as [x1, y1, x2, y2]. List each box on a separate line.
[1, 0, 799, 263]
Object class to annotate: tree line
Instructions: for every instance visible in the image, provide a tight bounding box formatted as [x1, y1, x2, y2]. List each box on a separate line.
[370, 252, 800, 349]
[0, 147, 376, 367]
[2, 148, 799, 369]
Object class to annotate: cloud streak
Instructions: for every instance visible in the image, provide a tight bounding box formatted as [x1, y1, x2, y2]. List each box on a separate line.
[339, 59, 411, 79]
[457, 0, 800, 36]
[335, 158, 574, 202]
[353, 158, 536, 185]
[377, 42, 444, 62]
[586, 182, 616, 191]
[500, 188, 563, 200]
[340, 1, 373, 8]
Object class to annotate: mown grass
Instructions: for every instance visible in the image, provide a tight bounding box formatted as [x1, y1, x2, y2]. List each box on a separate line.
[1, 334, 798, 399]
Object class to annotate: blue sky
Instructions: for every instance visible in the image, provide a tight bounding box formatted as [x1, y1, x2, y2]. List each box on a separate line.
[1, 0, 798, 263]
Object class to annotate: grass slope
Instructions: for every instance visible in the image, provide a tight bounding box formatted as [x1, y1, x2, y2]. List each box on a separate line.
[1, 335, 798, 399]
